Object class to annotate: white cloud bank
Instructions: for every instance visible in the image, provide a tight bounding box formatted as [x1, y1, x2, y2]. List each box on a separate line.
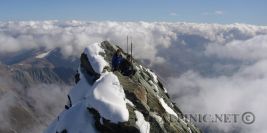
[1, 21, 267, 133]
[0, 21, 266, 59]
[168, 35, 267, 133]
[206, 35, 267, 61]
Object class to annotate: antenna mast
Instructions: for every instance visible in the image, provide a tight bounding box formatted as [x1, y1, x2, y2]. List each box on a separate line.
[131, 37, 133, 63]
[127, 36, 129, 54]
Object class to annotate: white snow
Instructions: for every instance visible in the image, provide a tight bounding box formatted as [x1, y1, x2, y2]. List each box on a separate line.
[68, 67, 90, 105]
[36, 50, 51, 58]
[159, 98, 178, 118]
[188, 126, 193, 133]
[135, 110, 150, 133]
[139, 65, 143, 70]
[135, 65, 140, 71]
[44, 102, 98, 133]
[146, 68, 158, 83]
[84, 42, 109, 74]
[163, 87, 168, 93]
[126, 98, 135, 107]
[86, 72, 129, 123]
[151, 112, 164, 125]
[73, 43, 128, 123]
[148, 80, 159, 92]
[69, 70, 129, 124]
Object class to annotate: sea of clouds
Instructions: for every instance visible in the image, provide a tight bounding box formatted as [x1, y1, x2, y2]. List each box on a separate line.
[0, 20, 267, 133]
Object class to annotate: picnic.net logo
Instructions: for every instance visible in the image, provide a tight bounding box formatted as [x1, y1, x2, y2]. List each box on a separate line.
[180, 112, 255, 125]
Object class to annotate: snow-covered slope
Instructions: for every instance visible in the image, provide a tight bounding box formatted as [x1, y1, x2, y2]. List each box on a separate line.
[36, 50, 52, 58]
[44, 41, 201, 133]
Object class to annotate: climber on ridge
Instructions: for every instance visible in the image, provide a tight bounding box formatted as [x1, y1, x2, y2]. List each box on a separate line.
[74, 70, 80, 84]
[120, 55, 136, 76]
[112, 49, 123, 71]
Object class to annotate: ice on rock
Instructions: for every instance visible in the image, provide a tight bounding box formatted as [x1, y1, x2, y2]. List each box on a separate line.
[83, 42, 109, 74]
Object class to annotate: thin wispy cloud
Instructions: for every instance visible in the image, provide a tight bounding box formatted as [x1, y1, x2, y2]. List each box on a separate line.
[169, 12, 177, 16]
[215, 10, 224, 15]
[203, 10, 224, 16]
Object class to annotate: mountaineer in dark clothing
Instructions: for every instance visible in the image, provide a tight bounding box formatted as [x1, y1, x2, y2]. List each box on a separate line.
[74, 70, 80, 84]
[112, 49, 123, 71]
[120, 55, 136, 76]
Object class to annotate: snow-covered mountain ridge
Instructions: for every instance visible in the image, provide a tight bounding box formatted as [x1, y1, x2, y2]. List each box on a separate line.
[45, 41, 201, 133]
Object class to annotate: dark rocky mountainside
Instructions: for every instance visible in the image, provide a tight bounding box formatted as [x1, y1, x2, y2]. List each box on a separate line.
[0, 48, 78, 133]
[0, 48, 79, 88]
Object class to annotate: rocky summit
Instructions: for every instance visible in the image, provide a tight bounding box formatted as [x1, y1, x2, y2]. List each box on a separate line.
[44, 41, 202, 133]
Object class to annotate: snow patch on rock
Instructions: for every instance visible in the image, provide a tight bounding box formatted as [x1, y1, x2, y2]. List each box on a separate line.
[36, 50, 52, 58]
[151, 112, 164, 125]
[159, 98, 178, 118]
[146, 68, 158, 83]
[135, 110, 150, 133]
[163, 87, 168, 93]
[84, 42, 109, 74]
[69, 69, 129, 124]
[126, 98, 135, 107]
[86, 72, 129, 123]
[149, 80, 159, 93]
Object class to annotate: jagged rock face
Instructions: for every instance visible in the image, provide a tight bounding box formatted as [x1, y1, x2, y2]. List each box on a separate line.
[45, 41, 201, 133]
[101, 41, 201, 133]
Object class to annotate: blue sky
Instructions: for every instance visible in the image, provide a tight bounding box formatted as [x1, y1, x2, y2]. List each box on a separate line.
[0, 0, 266, 25]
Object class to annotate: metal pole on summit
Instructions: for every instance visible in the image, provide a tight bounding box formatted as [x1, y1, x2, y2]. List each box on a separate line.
[127, 36, 129, 54]
[131, 37, 133, 63]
